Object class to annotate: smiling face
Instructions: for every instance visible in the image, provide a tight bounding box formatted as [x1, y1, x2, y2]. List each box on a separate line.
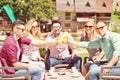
[52, 23, 62, 36]
[31, 21, 39, 35]
[12, 20, 26, 39]
[25, 19, 41, 38]
[84, 22, 94, 34]
[14, 24, 26, 38]
[96, 22, 107, 38]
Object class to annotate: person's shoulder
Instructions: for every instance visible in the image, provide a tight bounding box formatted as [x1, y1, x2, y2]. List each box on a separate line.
[19, 37, 31, 42]
[46, 32, 53, 37]
[3, 35, 15, 46]
[107, 31, 120, 37]
[5, 35, 14, 42]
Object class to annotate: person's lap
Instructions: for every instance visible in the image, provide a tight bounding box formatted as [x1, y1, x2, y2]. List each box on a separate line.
[46, 56, 81, 70]
[49, 57, 71, 66]
[88, 62, 120, 80]
[15, 66, 42, 80]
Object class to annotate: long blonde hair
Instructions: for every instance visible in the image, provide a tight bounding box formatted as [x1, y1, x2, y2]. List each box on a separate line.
[25, 18, 41, 39]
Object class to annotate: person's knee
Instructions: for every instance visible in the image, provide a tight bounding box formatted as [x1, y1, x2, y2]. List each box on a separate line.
[89, 69, 96, 75]
[29, 66, 42, 74]
[89, 68, 99, 76]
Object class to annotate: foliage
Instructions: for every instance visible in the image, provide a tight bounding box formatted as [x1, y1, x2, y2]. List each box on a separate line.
[0, 0, 55, 22]
[112, 11, 120, 22]
[0, 0, 14, 7]
[39, 48, 46, 58]
[113, 10, 120, 16]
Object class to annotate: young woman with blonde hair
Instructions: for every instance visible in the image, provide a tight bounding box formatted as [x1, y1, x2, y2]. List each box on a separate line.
[21, 18, 46, 80]
[80, 21, 105, 80]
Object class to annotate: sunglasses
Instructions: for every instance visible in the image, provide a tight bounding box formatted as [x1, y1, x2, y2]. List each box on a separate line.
[53, 26, 61, 28]
[96, 26, 104, 30]
[85, 26, 93, 28]
[32, 25, 39, 28]
[96, 26, 104, 31]
[16, 27, 25, 32]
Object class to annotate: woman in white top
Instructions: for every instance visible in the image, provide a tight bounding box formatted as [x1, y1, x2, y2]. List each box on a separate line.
[21, 19, 45, 80]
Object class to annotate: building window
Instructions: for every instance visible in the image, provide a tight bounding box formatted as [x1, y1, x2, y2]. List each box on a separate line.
[65, 12, 71, 20]
[65, 23, 71, 27]
[52, 0, 56, 2]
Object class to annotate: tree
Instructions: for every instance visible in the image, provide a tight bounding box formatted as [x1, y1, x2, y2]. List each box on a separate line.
[0, 0, 55, 22]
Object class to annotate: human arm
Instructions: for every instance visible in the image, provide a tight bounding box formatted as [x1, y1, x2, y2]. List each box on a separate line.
[93, 50, 105, 63]
[21, 37, 58, 49]
[13, 62, 36, 68]
[102, 55, 119, 74]
[4, 43, 36, 69]
[67, 39, 101, 49]
[45, 34, 60, 49]
[102, 33, 120, 74]
[31, 39, 58, 48]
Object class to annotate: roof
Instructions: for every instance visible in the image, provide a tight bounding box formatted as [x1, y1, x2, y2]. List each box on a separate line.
[75, 0, 96, 12]
[96, 0, 113, 13]
[56, 0, 75, 12]
[56, 0, 113, 13]
[116, 2, 120, 6]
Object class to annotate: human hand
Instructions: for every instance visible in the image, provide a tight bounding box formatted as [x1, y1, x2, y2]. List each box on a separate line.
[39, 58, 45, 62]
[47, 40, 59, 49]
[93, 58, 100, 63]
[102, 68, 110, 74]
[71, 54, 77, 60]
[58, 34, 69, 44]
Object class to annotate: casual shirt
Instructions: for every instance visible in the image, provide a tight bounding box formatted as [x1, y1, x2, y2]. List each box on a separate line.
[79, 31, 120, 63]
[21, 44, 41, 62]
[80, 34, 101, 59]
[46, 32, 73, 59]
[0, 35, 31, 74]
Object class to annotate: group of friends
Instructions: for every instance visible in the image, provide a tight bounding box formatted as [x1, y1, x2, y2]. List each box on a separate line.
[0, 19, 120, 80]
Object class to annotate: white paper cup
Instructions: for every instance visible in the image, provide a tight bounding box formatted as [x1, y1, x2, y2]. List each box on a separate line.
[50, 67, 55, 71]
[49, 70, 54, 75]
[72, 67, 77, 73]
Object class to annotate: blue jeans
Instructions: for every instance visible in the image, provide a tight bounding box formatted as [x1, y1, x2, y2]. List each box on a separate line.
[45, 56, 82, 70]
[15, 66, 42, 80]
[89, 62, 120, 80]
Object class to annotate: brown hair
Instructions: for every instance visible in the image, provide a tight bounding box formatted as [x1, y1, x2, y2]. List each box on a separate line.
[51, 20, 61, 27]
[11, 20, 25, 30]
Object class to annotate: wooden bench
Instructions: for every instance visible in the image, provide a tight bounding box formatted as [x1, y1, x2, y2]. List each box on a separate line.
[0, 67, 31, 80]
[0, 62, 31, 80]
[100, 66, 120, 80]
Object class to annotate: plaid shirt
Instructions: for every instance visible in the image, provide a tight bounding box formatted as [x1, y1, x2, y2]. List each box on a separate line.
[0, 35, 31, 74]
